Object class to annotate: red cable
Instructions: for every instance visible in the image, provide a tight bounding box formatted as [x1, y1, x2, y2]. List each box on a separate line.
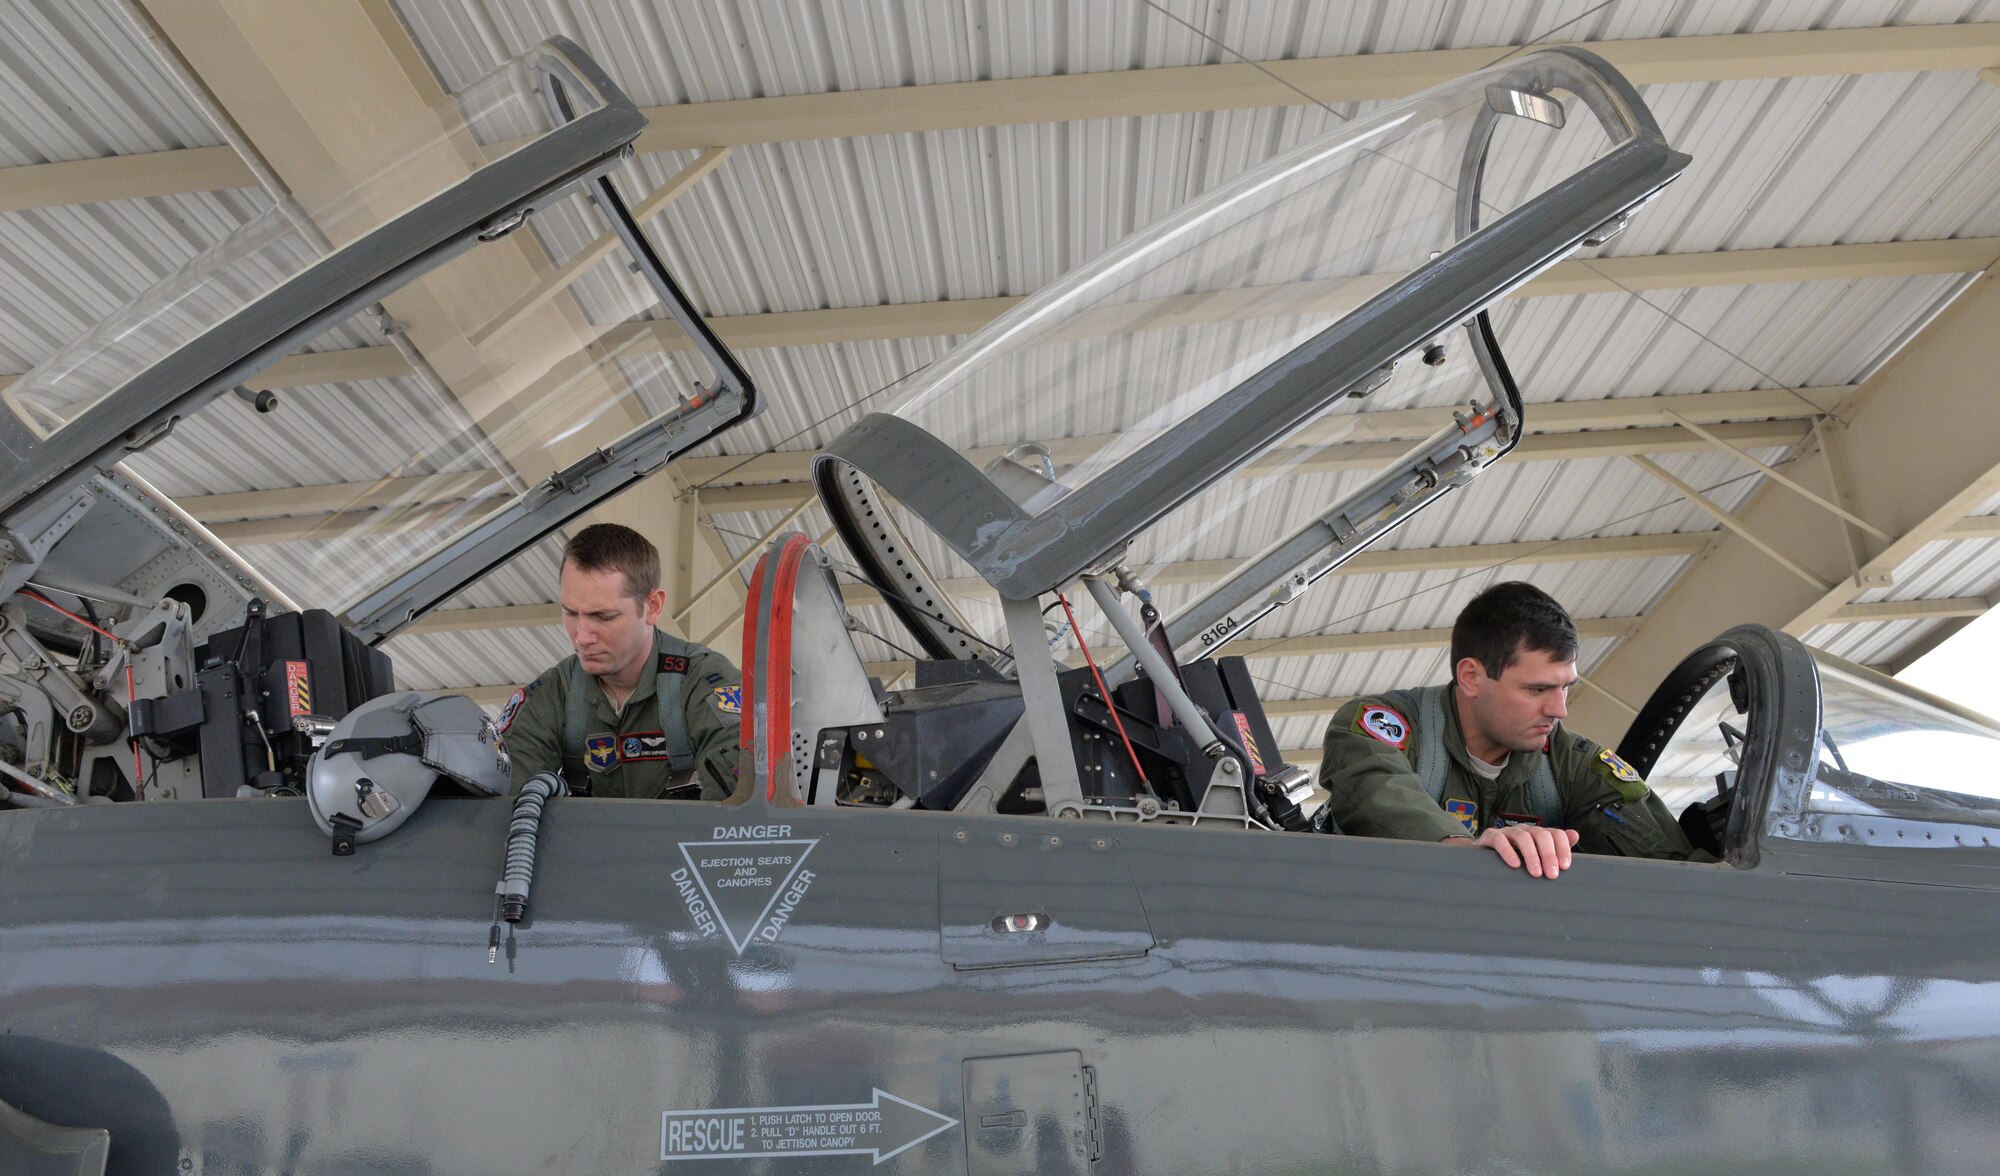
[126, 664, 143, 794]
[1056, 592, 1151, 791]
[18, 589, 119, 640]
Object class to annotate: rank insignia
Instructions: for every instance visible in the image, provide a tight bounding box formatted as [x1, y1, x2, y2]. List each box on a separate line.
[711, 685, 741, 715]
[1599, 747, 1641, 784]
[621, 731, 671, 761]
[585, 733, 619, 772]
[1356, 705, 1409, 750]
[1445, 799, 1478, 835]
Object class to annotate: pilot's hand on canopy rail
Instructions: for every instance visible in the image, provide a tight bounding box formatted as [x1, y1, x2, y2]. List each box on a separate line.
[1445, 824, 1580, 879]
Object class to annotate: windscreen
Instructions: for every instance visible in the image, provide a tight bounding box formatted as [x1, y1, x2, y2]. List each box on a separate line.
[1800, 661, 2000, 836]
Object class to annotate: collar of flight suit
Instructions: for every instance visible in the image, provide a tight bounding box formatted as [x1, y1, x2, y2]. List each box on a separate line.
[1433, 683, 1563, 791]
[588, 628, 669, 716]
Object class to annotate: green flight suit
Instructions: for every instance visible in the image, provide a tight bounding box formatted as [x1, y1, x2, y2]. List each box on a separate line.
[500, 630, 743, 800]
[1318, 685, 1706, 860]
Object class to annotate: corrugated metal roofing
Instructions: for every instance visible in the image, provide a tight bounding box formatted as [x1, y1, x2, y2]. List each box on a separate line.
[0, 190, 276, 370]
[0, 0, 225, 167]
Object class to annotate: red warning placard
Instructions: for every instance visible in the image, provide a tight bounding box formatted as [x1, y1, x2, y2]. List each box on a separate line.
[283, 660, 312, 718]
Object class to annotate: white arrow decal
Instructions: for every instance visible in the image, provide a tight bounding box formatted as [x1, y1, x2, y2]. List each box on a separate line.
[660, 1088, 959, 1164]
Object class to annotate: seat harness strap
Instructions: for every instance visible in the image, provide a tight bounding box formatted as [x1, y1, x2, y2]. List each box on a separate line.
[561, 633, 698, 785]
[1412, 683, 1562, 825]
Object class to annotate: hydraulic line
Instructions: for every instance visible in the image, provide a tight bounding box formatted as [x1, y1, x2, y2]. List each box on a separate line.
[1056, 592, 1152, 796]
[1083, 576, 1223, 758]
[0, 755, 76, 805]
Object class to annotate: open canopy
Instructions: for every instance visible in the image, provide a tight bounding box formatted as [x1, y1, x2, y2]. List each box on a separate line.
[812, 48, 1689, 664]
[0, 37, 755, 645]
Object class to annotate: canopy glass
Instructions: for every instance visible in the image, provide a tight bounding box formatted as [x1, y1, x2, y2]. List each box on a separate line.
[816, 48, 1696, 660]
[1, 40, 750, 637]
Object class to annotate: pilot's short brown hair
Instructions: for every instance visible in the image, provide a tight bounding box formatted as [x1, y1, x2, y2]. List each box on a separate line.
[1451, 581, 1578, 680]
[561, 523, 659, 602]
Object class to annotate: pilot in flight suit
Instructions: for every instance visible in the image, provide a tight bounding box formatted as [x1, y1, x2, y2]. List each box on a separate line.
[500, 630, 742, 799]
[1315, 581, 1709, 874]
[497, 522, 743, 799]
[1317, 684, 1701, 859]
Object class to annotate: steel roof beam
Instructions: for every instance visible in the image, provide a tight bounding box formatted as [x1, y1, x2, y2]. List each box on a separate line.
[630, 24, 2000, 151]
[171, 386, 1847, 533]
[7, 24, 1996, 212]
[1663, 410, 1891, 540]
[1628, 455, 1833, 593]
[7, 236, 1984, 393]
[0, 144, 253, 213]
[699, 420, 1812, 513]
[578, 239, 2000, 354]
[682, 385, 1856, 489]
[1570, 271, 2000, 736]
[401, 532, 1718, 634]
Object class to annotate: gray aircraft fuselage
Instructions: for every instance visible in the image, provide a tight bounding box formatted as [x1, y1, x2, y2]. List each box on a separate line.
[4, 793, 1997, 1174]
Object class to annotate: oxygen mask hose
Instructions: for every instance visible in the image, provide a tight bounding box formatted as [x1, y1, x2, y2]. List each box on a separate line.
[490, 771, 568, 963]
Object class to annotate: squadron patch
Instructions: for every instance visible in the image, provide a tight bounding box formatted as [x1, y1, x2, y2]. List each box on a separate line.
[1445, 798, 1479, 835]
[659, 653, 689, 675]
[1595, 746, 1649, 801]
[585, 733, 619, 773]
[620, 731, 672, 762]
[1356, 705, 1410, 750]
[496, 687, 527, 734]
[711, 684, 742, 715]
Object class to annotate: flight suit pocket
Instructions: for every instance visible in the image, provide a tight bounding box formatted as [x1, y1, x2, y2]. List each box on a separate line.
[1578, 800, 1671, 858]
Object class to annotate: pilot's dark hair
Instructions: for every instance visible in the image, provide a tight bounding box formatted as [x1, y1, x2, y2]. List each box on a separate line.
[561, 523, 660, 602]
[1451, 581, 1578, 680]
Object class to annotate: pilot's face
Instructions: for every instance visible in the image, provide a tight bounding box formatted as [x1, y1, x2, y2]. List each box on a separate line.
[1455, 643, 1577, 759]
[559, 562, 665, 685]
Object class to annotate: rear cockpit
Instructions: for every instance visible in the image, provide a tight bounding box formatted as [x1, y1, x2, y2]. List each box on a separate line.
[757, 48, 1687, 826]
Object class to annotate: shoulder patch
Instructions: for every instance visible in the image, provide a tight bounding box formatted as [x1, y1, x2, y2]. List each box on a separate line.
[1444, 798, 1478, 835]
[496, 687, 527, 734]
[1596, 747, 1649, 800]
[1354, 705, 1410, 750]
[711, 684, 742, 715]
[659, 653, 690, 675]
